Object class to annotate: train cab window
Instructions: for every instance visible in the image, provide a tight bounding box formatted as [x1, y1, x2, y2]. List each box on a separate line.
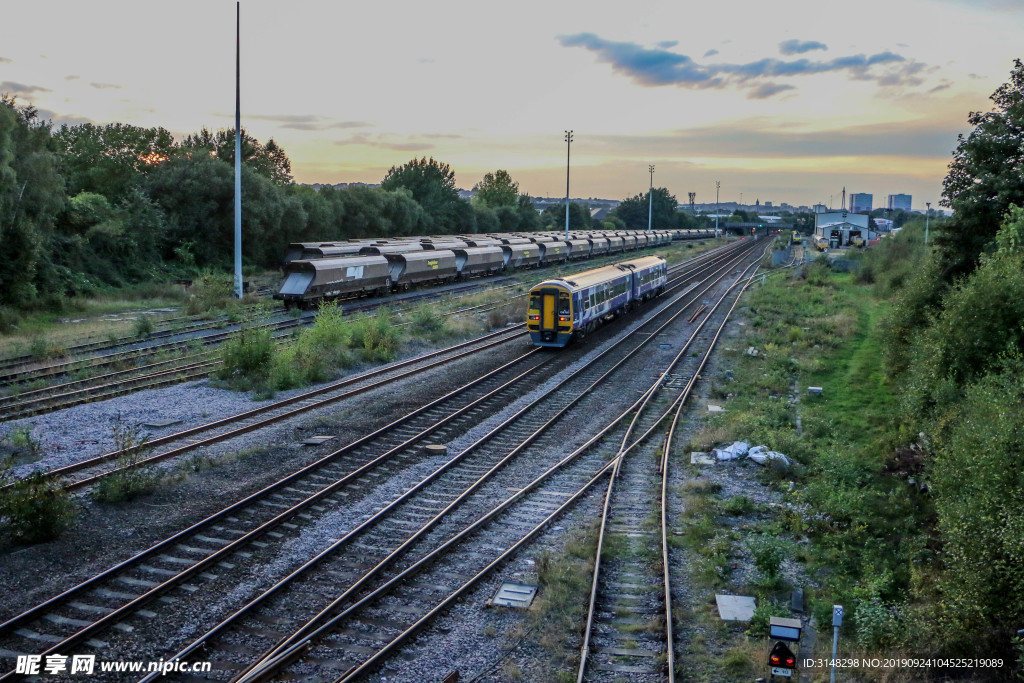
[558, 293, 570, 316]
[529, 293, 542, 310]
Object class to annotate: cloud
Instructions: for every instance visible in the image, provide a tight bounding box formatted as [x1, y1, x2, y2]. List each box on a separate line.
[244, 114, 375, 131]
[657, 40, 678, 49]
[557, 33, 933, 96]
[0, 57, 11, 64]
[747, 82, 796, 99]
[0, 81, 51, 96]
[89, 82, 121, 90]
[703, 49, 719, 57]
[417, 57, 435, 64]
[35, 108, 94, 127]
[589, 118, 959, 160]
[928, 83, 952, 93]
[65, 75, 80, 81]
[334, 133, 433, 151]
[779, 39, 827, 55]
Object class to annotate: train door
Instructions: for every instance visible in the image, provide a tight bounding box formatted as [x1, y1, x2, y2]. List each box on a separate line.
[542, 291, 556, 331]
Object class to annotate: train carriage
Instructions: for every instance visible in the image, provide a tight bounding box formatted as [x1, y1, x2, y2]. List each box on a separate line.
[385, 250, 457, 289]
[501, 243, 540, 269]
[275, 255, 391, 307]
[527, 256, 667, 347]
[453, 246, 505, 277]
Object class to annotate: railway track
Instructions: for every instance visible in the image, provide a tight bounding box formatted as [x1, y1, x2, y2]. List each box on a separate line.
[118, 241, 767, 682]
[2, 240, 746, 489]
[575, 256, 763, 682]
[0, 239, 762, 681]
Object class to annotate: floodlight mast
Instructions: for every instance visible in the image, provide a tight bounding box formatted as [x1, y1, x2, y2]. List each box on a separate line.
[233, 1, 243, 299]
[564, 131, 573, 241]
[647, 164, 654, 232]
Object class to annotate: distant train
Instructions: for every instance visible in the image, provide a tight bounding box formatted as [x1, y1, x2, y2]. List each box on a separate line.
[275, 229, 703, 308]
[527, 255, 668, 347]
[791, 231, 803, 244]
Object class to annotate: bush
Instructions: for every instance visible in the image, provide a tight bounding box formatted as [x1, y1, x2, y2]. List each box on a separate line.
[185, 270, 236, 316]
[0, 460, 75, 544]
[269, 301, 351, 389]
[350, 309, 400, 362]
[133, 314, 154, 338]
[92, 414, 162, 503]
[217, 308, 275, 386]
[747, 533, 790, 580]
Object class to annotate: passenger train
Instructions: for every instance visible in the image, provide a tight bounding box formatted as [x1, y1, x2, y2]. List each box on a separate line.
[527, 255, 668, 347]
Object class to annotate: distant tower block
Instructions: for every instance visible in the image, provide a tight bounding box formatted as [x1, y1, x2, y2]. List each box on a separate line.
[688, 192, 696, 213]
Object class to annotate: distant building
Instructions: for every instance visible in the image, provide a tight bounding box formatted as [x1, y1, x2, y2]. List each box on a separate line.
[850, 193, 872, 213]
[812, 204, 828, 214]
[887, 194, 912, 211]
[814, 211, 877, 247]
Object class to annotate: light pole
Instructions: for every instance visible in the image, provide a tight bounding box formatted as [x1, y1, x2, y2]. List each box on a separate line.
[233, 1, 243, 299]
[564, 130, 573, 241]
[647, 164, 654, 232]
[715, 180, 720, 238]
[925, 201, 931, 245]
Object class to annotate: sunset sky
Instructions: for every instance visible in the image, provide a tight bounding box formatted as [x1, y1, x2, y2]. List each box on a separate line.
[2, 0, 1021, 209]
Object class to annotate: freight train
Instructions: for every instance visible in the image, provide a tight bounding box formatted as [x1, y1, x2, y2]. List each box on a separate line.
[275, 229, 703, 308]
[527, 255, 668, 347]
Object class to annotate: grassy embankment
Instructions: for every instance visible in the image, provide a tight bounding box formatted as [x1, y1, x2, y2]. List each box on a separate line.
[675, 256, 930, 681]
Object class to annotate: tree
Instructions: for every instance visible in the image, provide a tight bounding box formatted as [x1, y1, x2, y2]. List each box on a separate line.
[937, 59, 1024, 281]
[380, 157, 460, 231]
[473, 169, 519, 207]
[178, 127, 292, 184]
[612, 187, 677, 229]
[541, 201, 590, 231]
[55, 122, 175, 199]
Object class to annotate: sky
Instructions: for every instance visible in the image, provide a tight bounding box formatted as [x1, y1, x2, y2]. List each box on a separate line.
[1, 0, 1021, 210]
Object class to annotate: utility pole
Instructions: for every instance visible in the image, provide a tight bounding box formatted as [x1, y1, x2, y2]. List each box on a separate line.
[647, 164, 654, 232]
[233, 1, 243, 299]
[564, 131, 573, 241]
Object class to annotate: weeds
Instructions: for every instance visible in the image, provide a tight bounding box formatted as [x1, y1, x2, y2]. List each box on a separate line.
[92, 413, 162, 503]
[133, 314, 154, 338]
[0, 459, 75, 544]
[1, 426, 42, 465]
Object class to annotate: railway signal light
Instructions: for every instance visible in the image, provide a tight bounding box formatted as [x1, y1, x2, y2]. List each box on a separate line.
[769, 641, 797, 669]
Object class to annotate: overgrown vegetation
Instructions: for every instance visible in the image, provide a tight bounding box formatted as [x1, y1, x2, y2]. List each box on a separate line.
[0, 459, 75, 544]
[92, 413, 163, 503]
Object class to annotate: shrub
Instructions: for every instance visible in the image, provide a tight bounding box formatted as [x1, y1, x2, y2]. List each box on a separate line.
[92, 413, 162, 503]
[0, 461, 75, 544]
[746, 533, 790, 580]
[746, 598, 790, 637]
[1, 426, 42, 464]
[133, 314, 154, 338]
[185, 270, 236, 316]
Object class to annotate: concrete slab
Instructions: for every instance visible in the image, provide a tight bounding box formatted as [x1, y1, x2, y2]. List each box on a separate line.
[716, 594, 756, 621]
[707, 404, 725, 413]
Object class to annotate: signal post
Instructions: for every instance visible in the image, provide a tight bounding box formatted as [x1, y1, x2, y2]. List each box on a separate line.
[767, 616, 802, 680]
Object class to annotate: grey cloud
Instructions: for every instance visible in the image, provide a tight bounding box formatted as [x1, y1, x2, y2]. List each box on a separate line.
[589, 119, 958, 160]
[779, 39, 827, 55]
[423, 133, 465, 139]
[417, 57, 435, 64]
[35, 108, 94, 127]
[244, 114, 375, 131]
[65, 75, 80, 80]
[0, 81, 52, 96]
[704, 49, 719, 57]
[928, 83, 952, 93]
[747, 82, 796, 99]
[557, 33, 931, 95]
[657, 40, 679, 49]
[334, 133, 433, 151]
[89, 82, 121, 90]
